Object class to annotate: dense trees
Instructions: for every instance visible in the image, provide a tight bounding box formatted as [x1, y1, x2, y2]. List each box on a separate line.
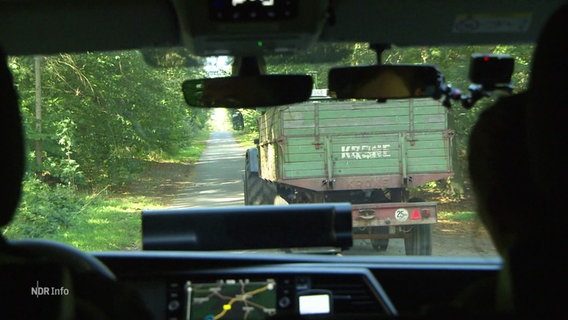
[10, 44, 534, 195]
[5, 44, 533, 239]
[6, 50, 211, 238]
[9, 50, 210, 188]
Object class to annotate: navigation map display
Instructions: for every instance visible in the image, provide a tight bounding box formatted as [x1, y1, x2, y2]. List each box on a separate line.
[187, 279, 277, 320]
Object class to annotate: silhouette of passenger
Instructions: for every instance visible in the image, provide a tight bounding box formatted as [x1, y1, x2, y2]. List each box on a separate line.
[465, 3, 568, 318]
[467, 93, 532, 314]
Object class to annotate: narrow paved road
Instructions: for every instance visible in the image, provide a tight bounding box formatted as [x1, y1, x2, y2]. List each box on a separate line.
[171, 130, 246, 208]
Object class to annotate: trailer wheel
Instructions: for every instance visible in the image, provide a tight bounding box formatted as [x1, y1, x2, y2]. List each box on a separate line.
[404, 224, 432, 255]
[404, 197, 433, 255]
[371, 227, 390, 252]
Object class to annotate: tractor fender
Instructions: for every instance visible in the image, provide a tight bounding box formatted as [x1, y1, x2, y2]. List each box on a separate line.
[245, 147, 259, 173]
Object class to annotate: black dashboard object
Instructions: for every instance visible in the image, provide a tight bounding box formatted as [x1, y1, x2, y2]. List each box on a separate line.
[143, 265, 398, 319]
[142, 203, 353, 251]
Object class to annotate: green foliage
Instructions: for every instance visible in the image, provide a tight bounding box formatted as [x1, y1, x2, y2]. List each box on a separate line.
[170, 128, 211, 162]
[439, 211, 479, 222]
[241, 109, 259, 133]
[3, 139, 210, 249]
[4, 176, 84, 238]
[221, 108, 260, 134]
[140, 47, 205, 68]
[233, 131, 259, 150]
[44, 196, 147, 251]
[6, 50, 212, 247]
[2, 176, 150, 251]
[266, 42, 375, 89]
[9, 51, 211, 188]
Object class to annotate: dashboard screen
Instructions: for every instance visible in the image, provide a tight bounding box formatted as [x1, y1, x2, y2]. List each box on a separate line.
[187, 279, 277, 320]
[298, 293, 331, 315]
[209, 0, 298, 21]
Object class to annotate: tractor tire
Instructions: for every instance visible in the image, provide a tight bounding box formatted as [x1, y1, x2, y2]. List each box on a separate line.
[244, 168, 276, 205]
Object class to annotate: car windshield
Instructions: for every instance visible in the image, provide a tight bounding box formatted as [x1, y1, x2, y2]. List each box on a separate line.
[3, 43, 533, 257]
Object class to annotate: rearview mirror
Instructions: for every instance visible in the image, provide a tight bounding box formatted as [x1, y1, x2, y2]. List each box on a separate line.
[182, 75, 313, 108]
[328, 64, 442, 100]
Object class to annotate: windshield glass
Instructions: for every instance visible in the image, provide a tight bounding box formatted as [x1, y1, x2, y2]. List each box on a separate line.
[3, 43, 533, 256]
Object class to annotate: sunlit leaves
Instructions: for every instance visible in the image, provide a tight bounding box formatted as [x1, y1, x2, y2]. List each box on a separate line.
[9, 50, 211, 188]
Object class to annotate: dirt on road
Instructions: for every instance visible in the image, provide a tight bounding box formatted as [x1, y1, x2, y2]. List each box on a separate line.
[123, 161, 196, 206]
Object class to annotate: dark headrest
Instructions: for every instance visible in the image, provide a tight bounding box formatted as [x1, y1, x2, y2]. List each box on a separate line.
[467, 93, 531, 245]
[526, 3, 568, 208]
[510, 4, 568, 317]
[0, 49, 24, 227]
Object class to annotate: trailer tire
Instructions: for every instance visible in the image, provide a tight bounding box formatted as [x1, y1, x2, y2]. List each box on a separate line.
[404, 224, 432, 255]
[371, 227, 390, 252]
[404, 197, 433, 255]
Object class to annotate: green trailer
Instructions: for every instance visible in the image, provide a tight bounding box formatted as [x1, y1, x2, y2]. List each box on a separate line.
[244, 97, 454, 255]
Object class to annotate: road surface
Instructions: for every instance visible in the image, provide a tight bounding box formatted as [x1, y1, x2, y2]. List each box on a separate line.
[171, 130, 245, 208]
[170, 121, 497, 257]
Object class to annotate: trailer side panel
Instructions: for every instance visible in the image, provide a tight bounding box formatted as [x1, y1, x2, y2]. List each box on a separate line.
[258, 98, 453, 191]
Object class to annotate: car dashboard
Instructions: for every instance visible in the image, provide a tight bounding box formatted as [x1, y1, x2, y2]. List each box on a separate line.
[95, 251, 502, 319]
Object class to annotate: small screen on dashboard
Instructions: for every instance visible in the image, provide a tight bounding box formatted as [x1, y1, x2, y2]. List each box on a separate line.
[298, 293, 331, 315]
[209, 0, 298, 22]
[186, 279, 277, 320]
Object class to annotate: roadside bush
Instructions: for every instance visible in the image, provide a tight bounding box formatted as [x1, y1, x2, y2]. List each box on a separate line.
[241, 109, 259, 133]
[3, 176, 85, 238]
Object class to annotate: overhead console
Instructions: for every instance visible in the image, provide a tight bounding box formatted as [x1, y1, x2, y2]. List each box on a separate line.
[172, 0, 330, 56]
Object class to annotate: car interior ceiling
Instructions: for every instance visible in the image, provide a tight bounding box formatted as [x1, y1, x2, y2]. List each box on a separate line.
[1, 0, 567, 319]
[0, 1, 563, 56]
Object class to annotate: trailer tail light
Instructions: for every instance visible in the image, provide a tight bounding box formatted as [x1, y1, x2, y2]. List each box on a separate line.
[421, 209, 432, 218]
[410, 209, 421, 220]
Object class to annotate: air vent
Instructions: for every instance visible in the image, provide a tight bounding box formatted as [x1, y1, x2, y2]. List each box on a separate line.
[310, 275, 384, 314]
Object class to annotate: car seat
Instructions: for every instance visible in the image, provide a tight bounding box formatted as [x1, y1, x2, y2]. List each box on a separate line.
[0, 50, 151, 319]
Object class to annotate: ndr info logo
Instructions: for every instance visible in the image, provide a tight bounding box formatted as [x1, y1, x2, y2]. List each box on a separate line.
[30, 281, 70, 298]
